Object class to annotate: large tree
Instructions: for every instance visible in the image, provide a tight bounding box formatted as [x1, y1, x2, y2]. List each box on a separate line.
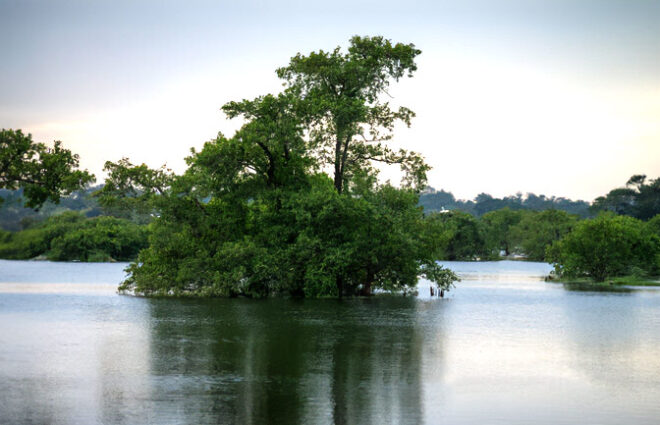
[277, 35, 428, 194]
[108, 36, 458, 298]
[0, 129, 94, 209]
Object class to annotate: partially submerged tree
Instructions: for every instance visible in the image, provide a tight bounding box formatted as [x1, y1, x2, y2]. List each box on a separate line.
[548, 214, 660, 282]
[0, 129, 94, 209]
[107, 36, 458, 298]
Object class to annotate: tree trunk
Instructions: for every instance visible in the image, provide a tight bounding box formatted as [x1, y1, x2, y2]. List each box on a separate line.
[336, 275, 344, 298]
[361, 269, 374, 296]
[334, 163, 343, 194]
[334, 134, 343, 194]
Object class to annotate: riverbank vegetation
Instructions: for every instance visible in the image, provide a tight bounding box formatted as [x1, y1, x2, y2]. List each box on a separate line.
[0, 211, 148, 262]
[547, 213, 660, 284]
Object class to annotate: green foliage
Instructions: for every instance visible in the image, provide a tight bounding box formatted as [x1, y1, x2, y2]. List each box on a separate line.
[647, 214, 660, 238]
[481, 208, 523, 256]
[0, 211, 148, 262]
[419, 188, 591, 217]
[421, 211, 488, 260]
[0, 186, 105, 231]
[111, 36, 460, 298]
[276, 35, 428, 193]
[0, 129, 94, 209]
[94, 158, 173, 222]
[120, 171, 440, 297]
[511, 209, 578, 261]
[420, 261, 460, 291]
[548, 213, 660, 282]
[592, 174, 660, 220]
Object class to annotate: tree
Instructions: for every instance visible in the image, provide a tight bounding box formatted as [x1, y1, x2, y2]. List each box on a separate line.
[94, 157, 174, 222]
[276, 35, 428, 194]
[511, 209, 577, 261]
[591, 174, 660, 220]
[548, 213, 660, 282]
[0, 129, 94, 209]
[648, 213, 660, 238]
[0, 211, 148, 262]
[421, 210, 488, 261]
[110, 36, 459, 298]
[481, 208, 523, 256]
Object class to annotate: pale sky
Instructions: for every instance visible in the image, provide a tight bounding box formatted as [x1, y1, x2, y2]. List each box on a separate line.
[1, 0, 659, 201]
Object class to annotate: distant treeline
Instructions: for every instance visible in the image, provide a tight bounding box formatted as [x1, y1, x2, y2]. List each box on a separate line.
[0, 186, 103, 231]
[421, 175, 660, 282]
[0, 185, 151, 232]
[419, 188, 592, 217]
[0, 211, 149, 262]
[1, 185, 592, 232]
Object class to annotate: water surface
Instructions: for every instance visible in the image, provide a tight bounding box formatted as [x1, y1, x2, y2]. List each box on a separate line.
[1, 259, 659, 424]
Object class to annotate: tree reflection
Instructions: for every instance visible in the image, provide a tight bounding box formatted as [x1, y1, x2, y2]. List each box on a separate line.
[146, 297, 428, 424]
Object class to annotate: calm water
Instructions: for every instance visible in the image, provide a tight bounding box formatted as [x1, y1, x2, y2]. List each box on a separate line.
[1, 259, 659, 425]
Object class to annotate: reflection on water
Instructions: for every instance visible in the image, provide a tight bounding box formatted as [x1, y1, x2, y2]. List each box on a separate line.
[560, 281, 634, 292]
[145, 298, 425, 425]
[0, 259, 659, 424]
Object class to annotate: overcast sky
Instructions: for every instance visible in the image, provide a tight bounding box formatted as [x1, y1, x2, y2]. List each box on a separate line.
[1, 0, 659, 201]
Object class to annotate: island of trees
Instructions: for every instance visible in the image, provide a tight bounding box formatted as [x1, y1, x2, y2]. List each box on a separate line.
[2, 36, 659, 293]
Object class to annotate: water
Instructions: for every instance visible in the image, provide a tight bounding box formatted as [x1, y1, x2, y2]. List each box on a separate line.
[1, 259, 659, 425]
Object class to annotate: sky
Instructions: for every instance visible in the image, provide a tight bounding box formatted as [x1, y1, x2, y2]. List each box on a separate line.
[1, 0, 659, 201]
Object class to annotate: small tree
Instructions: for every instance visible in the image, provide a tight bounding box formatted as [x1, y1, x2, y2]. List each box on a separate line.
[548, 213, 660, 282]
[511, 209, 577, 261]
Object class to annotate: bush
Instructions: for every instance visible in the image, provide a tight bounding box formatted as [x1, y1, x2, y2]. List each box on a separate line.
[0, 212, 148, 262]
[548, 213, 660, 282]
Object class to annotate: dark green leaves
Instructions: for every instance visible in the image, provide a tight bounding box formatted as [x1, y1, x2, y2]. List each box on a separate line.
[0, 129, 95, 209]
[548, 214, 660, 282]
[276, 35, 425, 194]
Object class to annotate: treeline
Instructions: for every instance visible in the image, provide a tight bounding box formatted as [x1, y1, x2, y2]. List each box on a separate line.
[420, 176, 660, 283]
[0, 187, 103, 231]
[419, 188, 592, 217]
[0, 186, 151, 262]
[1, 184, 591, 232]
[422, 208, 578, 261]
[0, 211, 149, 262]
[591, 174, 660, 220]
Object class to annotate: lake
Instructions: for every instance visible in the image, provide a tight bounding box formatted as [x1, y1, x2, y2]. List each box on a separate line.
[1, 259, 659, 424]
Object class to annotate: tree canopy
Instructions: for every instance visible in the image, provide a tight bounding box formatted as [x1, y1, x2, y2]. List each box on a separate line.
[592, 174, 660, 220]
[548, 214, 660, 282]
[276, 35, 428, 194]
[0, 129, 94, 209]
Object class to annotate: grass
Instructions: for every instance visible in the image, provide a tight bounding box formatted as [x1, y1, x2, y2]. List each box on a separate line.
[546, 274, 660, 292]
[608, 276, 660, 286]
